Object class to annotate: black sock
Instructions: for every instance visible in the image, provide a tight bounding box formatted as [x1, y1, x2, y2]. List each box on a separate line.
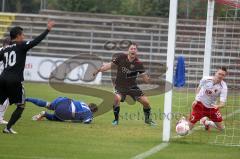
[143, 107, 151, 122]
[7, 107, 24, 129]
[113, 106, 120, 121]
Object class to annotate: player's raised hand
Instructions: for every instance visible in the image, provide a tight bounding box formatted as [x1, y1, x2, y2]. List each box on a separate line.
[47, 20, 55, 31]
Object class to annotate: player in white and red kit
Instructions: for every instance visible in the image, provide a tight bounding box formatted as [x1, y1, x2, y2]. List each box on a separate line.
[188, 67, 228, 131]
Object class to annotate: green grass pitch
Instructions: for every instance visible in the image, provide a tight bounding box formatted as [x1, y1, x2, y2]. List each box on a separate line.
[0, 82, 239, 159]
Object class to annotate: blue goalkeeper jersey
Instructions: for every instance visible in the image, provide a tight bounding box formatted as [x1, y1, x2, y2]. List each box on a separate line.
[50, 97, 93, 123]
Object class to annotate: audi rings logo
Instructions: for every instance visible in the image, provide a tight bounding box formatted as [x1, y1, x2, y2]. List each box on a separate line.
[104, 40, 132, 51]
[37, 55, 102, 82]
[37, 59, 84, 81]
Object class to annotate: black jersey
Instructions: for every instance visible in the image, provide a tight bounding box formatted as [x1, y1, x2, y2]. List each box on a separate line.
[112, 53, 145, 89]
[0, 29, 49, 82]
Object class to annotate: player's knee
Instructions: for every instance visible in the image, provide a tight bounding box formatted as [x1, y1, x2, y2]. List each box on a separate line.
[12, 106, 25, 118]
[114, 94, 121, 103]
[143, 103, 150, 108]
[138, 96, 150, 107]
[139, 98, 150, 107]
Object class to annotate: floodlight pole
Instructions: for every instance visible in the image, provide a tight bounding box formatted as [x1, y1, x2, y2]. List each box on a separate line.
[203, 0, 215, 76]
[162, 0, 178, 142]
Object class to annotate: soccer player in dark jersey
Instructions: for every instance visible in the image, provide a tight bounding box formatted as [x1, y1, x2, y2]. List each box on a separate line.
[0, 20, 55, 134]
[26, 97, 98, 123]
[93, 44, 156, 126]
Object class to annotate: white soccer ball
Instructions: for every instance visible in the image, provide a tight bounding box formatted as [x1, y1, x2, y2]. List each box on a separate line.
[176, 120, 190, 136]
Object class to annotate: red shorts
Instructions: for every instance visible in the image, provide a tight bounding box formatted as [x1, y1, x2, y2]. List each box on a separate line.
[189, 101, 223, 124]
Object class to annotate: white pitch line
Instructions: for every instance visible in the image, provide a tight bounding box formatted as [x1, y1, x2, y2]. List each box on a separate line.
[131, 142, 169, 159]
[222, 108, 240, 119]
[131, 107, 240, 159]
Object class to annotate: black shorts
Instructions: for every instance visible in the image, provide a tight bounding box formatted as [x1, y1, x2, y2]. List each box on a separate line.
[0, 79, 25, 105]
[115, 86, 144, 102]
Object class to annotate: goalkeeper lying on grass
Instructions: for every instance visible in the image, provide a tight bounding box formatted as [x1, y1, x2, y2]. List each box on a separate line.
[26, 97, 98, 124]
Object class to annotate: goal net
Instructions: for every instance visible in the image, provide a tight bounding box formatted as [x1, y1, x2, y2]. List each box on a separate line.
[168, 0, 240, 146]
[211, 6, 240, 146]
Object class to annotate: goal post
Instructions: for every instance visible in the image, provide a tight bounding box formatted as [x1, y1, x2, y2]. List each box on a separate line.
[162, 0, 178, 142]
[203, 0, 215, 76]
[162, 0, 240, 146]
[162, 0, 214, 142]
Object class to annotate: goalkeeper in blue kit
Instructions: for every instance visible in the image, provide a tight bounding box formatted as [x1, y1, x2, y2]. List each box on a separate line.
[26, 97, 98, 124]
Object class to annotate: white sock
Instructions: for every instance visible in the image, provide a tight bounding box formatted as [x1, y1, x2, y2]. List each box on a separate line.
[0, 98, 9, 120]
[205, 120, 217, 128]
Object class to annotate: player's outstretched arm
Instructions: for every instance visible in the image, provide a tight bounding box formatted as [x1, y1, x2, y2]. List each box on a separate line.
[24, 20, 55, 50]
[93, 62, 113, 76]
[212, 85, 227, 109]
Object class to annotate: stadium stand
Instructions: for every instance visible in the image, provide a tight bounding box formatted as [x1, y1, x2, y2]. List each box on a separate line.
[0, 9, 239, 87]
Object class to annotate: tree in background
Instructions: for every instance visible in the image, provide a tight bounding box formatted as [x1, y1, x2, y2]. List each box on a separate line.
[1, 0, 40, 13]
[47, 0, 122, 14]
[47, 0, 170, 17]
[0, 0, 236, 19]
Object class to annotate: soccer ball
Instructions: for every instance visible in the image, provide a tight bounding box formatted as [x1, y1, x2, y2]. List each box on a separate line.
[176, 119, 190, 136]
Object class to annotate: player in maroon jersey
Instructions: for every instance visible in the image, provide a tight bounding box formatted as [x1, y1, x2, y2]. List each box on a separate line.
[94, 43, 156, 126]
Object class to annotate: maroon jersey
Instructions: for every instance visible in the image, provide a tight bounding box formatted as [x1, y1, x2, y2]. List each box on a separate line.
[112, 53, 145, 89]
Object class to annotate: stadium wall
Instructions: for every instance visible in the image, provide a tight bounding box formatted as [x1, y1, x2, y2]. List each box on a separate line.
[0, 10, 239, 88]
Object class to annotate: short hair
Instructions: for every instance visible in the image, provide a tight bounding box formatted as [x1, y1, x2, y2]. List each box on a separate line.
[88, 103, 98, 113]
[10, 26, 23, 40]
[2, 37, 10, 47]
[129, 42, 138, 47]
[219, 66, 227, 73]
